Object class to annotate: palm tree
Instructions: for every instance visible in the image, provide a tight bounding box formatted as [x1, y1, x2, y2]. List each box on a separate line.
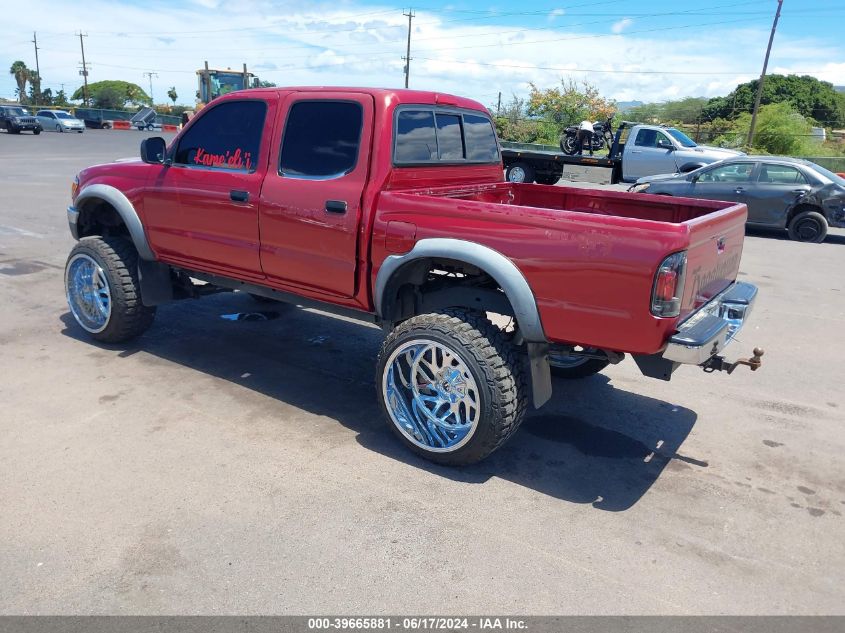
[9, 61, 30, 104]
[167, 86, 177, 105]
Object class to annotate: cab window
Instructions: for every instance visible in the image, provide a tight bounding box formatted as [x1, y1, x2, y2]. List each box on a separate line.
[279, 101, 363, 179]
[394, 107, 499, 165]
[634, 129, 671, 147]
[173, 100, 266, 172]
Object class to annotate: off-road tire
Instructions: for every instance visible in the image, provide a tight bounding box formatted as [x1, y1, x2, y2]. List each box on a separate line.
[65, 236, 156, 343]
[787, 209, 828, 243]
[376, 309, 528, 466]
[33, 128, 41, 135]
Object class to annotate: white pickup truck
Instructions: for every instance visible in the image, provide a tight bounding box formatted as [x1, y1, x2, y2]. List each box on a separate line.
[501, 122, 743, 185]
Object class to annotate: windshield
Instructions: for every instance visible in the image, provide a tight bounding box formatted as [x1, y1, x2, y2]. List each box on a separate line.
[54, 112, 74, 120]
[6, 107, 29, 116]
[666, 128, 697, 148]
[810, 163, 845, 187]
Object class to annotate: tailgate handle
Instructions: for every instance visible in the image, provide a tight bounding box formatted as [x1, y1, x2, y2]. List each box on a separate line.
[230, 190, 249, 202]
[325, 200, 348, 214]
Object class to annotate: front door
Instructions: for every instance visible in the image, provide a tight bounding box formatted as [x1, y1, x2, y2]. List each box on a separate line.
[144, 98, 273, 278]
[746, 162, 813, 226]
[259, 93, 373, 298]
[688, 161, 757, 210]
[625, 128, 677, 180]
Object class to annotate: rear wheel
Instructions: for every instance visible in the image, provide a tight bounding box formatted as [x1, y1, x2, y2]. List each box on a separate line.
[65, 236, 156, 343]
[376, 310, 527, 466]
[549, 351, 609, 379]
[787, 209, 828, 243]
[561, 135, 578, 155]
[506, 161, 534, 183]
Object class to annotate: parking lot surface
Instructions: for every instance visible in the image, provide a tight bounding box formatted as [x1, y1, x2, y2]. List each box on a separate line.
[1, 130, 843, 614]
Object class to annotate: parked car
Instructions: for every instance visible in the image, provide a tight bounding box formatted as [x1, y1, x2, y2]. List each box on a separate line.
[0, 105, 42, 134]
[629, 156, 845, 243]
[74, 108, 113, 129]
[64, 87, 762, 466]
[36, 109, 85, 133]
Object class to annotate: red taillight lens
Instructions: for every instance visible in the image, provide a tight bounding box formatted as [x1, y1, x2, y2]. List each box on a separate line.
[651, 252, 687, 317]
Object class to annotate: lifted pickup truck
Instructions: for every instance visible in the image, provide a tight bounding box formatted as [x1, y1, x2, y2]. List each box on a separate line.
[65, 87, 762, 465]
[502, 122, 742, 185]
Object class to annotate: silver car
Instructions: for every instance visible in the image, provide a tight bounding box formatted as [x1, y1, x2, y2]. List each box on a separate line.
[630, 156, 845, 243]
[36, 109, 85, 133]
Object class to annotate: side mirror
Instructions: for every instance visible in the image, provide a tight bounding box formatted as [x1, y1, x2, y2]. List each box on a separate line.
[140, 137, 167, 164]
[657, 139, 675, 150]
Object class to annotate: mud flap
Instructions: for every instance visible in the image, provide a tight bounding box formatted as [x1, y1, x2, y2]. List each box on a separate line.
[138, 259, 173, 306]
[527, 342, 552, 408]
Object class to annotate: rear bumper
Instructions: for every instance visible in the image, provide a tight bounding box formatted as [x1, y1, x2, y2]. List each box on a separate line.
[663, 281, 758, 365]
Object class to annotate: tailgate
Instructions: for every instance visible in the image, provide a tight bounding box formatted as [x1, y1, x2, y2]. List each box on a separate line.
[680, 202, 748, 319]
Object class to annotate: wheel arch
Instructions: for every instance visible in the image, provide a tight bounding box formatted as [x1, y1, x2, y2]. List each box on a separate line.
[374, 238, 545, 343]
[73, 184, 155, 261]
[786, 202, 826, 226]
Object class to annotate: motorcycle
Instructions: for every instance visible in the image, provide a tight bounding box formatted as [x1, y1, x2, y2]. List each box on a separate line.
[560, 118, 614, 155]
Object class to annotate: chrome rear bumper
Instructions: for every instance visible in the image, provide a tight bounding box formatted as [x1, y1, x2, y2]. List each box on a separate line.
[663, 281, 758, 365]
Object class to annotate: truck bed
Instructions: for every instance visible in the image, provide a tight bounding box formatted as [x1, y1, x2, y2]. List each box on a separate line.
[377, 182, 748, 354]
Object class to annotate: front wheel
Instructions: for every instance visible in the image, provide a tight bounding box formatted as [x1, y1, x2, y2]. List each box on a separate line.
[787, 210, 828, 243]
[33, 128, 41, 135]
[561, 135, 578, 155]
[65, 236, 156, 343]
[55, 124, 62, 132]
[376, 310, 527, 466]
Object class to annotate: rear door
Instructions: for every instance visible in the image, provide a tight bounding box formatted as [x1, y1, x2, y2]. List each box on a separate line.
[746, 162, 813, 226]
[259, 92, 373, 298]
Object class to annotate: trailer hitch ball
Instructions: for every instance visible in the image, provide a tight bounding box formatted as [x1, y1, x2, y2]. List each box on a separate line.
[703, 347, 764, 374]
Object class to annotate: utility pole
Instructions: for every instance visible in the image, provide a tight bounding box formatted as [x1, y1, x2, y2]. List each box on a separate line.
[402, 8, 415, 89]
[77, 32, 90, 106]
[747, 0, 783, 148]
[143, 71, 158, 105]
[496, 91, 502, 116]
[31, 32, 41, 105]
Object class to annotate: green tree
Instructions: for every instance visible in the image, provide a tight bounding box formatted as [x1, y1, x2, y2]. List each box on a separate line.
[526, 79, 616, 127]
[167, 86, 178, 105]
[702, 75, 845, 128]
[71, 80, 152, 108]
[257, 80, 277, 88]
[717, 102, 814, 155]
[53, 89, 70, 107]
[9, 61, 30, 104]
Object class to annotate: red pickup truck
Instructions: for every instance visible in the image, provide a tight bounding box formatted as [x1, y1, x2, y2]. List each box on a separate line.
[65, 87, 762, 465]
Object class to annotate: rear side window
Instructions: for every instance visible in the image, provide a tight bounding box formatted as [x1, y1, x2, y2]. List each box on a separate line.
[173, 100, 266, 172]
[279, 101, 363, 179]
[759, 164, 807, 185]
[394, 107, 499, 165]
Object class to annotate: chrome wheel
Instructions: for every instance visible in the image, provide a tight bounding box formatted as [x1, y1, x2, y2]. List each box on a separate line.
[65, 253, 112, 333]
[507, 166, 526, 182]
[382, 339, 481, 453]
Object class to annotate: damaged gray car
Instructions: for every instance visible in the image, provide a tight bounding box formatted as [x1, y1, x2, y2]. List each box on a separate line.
[629, 156, 845, 243]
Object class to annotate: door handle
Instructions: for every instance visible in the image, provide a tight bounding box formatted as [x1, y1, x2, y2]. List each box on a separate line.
[325, 200, 348, 214]
[735, 187, 745, 194]
[230, 190, 249, 202]
[792, 189, 807, 195]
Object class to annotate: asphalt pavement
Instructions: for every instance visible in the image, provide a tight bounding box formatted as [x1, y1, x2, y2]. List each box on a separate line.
[0, 129, 843, 614]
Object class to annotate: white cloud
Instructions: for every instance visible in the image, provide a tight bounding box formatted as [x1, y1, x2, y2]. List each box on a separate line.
[548, 9, 565, 22]
[0, 0, 842, 109]
[611, 18, 633, 35]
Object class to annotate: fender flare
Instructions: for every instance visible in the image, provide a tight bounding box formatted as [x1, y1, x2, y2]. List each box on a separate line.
[374, 238, 546, 343]
[74, 184, 156, 261]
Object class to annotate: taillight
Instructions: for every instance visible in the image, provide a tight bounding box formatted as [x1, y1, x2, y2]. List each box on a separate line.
[651, 251, 687, 317]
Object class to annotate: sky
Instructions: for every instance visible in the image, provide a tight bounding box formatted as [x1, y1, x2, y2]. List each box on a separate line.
[1, 0, 843, 111]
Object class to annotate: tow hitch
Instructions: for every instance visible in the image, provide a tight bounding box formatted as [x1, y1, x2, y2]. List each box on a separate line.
[703, 347, 764, 375]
